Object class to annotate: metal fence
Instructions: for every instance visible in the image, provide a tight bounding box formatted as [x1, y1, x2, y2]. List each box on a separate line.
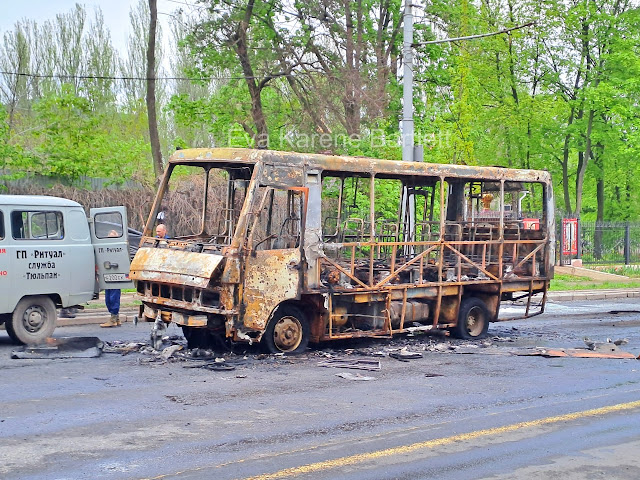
[559, 220, 640, 265]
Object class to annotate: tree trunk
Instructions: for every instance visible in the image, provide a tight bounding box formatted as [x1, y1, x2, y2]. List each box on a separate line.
[234, 0, 268, 148]
[561, 107, 576, 214]
[146, 0, 164, 183]
[575, 108, 595, 216]
[342, 1, 360, 136]
[593, 146, 605, 260]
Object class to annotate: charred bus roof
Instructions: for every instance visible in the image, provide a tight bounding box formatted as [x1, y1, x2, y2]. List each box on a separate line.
[168, 148, 552, 185]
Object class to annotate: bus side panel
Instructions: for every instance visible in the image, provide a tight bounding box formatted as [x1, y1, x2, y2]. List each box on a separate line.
[241, 248, 300, 332]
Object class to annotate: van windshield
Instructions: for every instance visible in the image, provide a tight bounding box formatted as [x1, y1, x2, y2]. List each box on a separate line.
[159, 164, 252, 245]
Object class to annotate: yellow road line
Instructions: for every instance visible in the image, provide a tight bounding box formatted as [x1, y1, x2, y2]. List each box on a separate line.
[241, 399, 640, 480]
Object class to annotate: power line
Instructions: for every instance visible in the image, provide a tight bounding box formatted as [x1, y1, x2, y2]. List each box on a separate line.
[0, 70, 302, 82]
[165, 0, 206, 8]
[413, 22, 535, 47]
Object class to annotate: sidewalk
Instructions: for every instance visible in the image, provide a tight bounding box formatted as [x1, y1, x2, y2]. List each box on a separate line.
[55, 289, 640, 327]
[547, 288, 640, 302]
[56, 292, 140, 327]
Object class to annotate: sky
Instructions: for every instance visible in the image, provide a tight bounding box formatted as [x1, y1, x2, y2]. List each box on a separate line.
[0, 0, 178, 57]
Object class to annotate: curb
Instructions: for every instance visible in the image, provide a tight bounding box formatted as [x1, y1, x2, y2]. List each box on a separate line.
[547, 289, 640, 302]
[56, 310, 138, 327]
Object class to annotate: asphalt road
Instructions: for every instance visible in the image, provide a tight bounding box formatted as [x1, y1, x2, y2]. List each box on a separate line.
[1, 297, 640, 480]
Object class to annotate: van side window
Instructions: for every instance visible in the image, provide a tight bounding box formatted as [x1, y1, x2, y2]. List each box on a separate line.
[0, 211, 4, 239]
[11, 211, 64, 240]
[94, 212, 124, 238]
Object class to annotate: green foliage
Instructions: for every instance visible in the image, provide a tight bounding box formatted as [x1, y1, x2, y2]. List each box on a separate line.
[26, 85, 152, 184]
[2, 0, 640, 224]
[0, 106, 36, 181]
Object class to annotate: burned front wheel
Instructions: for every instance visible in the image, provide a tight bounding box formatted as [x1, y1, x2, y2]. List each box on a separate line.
[262, 306, 310, 354]
[451, 297, 490, 340]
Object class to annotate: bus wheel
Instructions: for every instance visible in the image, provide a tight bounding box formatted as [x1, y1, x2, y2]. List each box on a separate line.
[9, 296, 57, 344]
[262, 306, 310, 354]
[451, 297, 489, 340]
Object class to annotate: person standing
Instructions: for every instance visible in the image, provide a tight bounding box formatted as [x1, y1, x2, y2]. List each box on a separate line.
[156, 223, 168, 238]
[100, 230, 122, 328]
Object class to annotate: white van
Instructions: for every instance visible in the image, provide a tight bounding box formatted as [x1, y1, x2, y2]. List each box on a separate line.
[0, 195, 133, 344]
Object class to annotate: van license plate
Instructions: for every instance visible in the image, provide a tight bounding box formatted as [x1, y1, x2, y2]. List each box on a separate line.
[104, 273, 127, 282]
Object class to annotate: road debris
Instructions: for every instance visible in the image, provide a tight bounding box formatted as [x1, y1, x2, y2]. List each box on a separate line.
[519, 347, 639, 359]
[103, 342, 146, 355]
[11, 337, 103, 359]
[204, 363, 236, 371]
[318, 358, 382, 371]
[583, 337, 631, 352]
[335, 372, 376, 381]
[389, 347, 423, 361]
[161, 344, 183, 360]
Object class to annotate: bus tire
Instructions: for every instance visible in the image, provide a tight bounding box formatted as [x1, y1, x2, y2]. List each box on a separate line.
[261, 305, 310, 354]
[9, 296, 57, 345]
[451, 297, 490, 340]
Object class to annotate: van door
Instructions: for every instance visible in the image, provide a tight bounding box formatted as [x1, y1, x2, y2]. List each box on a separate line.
[0, 208, 8, 313]
[242, 187, 306, 331]
[90, 207, 134, 290]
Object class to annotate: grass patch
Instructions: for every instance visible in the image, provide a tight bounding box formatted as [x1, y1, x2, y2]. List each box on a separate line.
[550, 273, 640, 291]
[83, 300, 141, 309]
[594, 265, 640, 278]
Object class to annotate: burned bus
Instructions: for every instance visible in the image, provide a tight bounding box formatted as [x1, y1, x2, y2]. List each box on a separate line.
[130, 148, 554, 353]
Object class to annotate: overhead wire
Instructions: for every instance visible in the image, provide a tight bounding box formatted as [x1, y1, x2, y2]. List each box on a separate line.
[0, 70, 313, 82]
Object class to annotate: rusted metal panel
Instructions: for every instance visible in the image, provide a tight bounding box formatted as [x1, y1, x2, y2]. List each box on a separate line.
[167, 147, 553, 186]
[241, 249, 301, 331]
[130, 247, 223, 288]
[171, 311, 208, 327]
[139, 295, 234, 315]
[262, 163, 305, 186]
[438, 296, 459, 323]
[522, 348, 639, 359]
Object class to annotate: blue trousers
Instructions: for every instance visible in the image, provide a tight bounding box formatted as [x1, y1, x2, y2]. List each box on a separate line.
[105, 289, 121, 315]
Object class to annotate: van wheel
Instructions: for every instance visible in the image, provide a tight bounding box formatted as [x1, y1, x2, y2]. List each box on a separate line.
[9, 296, 57, 344]
[3, 315, 19, 343]
[451, 297, 490, 340]
[262, 306, 309, 354]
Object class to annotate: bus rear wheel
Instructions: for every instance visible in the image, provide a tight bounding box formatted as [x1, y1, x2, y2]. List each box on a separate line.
[451, 297, 490, 340]
[262, 306, 309, 354]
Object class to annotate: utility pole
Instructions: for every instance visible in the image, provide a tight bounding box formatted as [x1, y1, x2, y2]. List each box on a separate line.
[401, 0, 416, 252]
[402, 0, 414, 164]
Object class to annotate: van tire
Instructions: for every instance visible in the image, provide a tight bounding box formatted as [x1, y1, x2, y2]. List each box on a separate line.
[9, 296, 57, 344]
[261, 305, 310, 354]
[450, 297, 490, 340]
[4, 315, 19, 343]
